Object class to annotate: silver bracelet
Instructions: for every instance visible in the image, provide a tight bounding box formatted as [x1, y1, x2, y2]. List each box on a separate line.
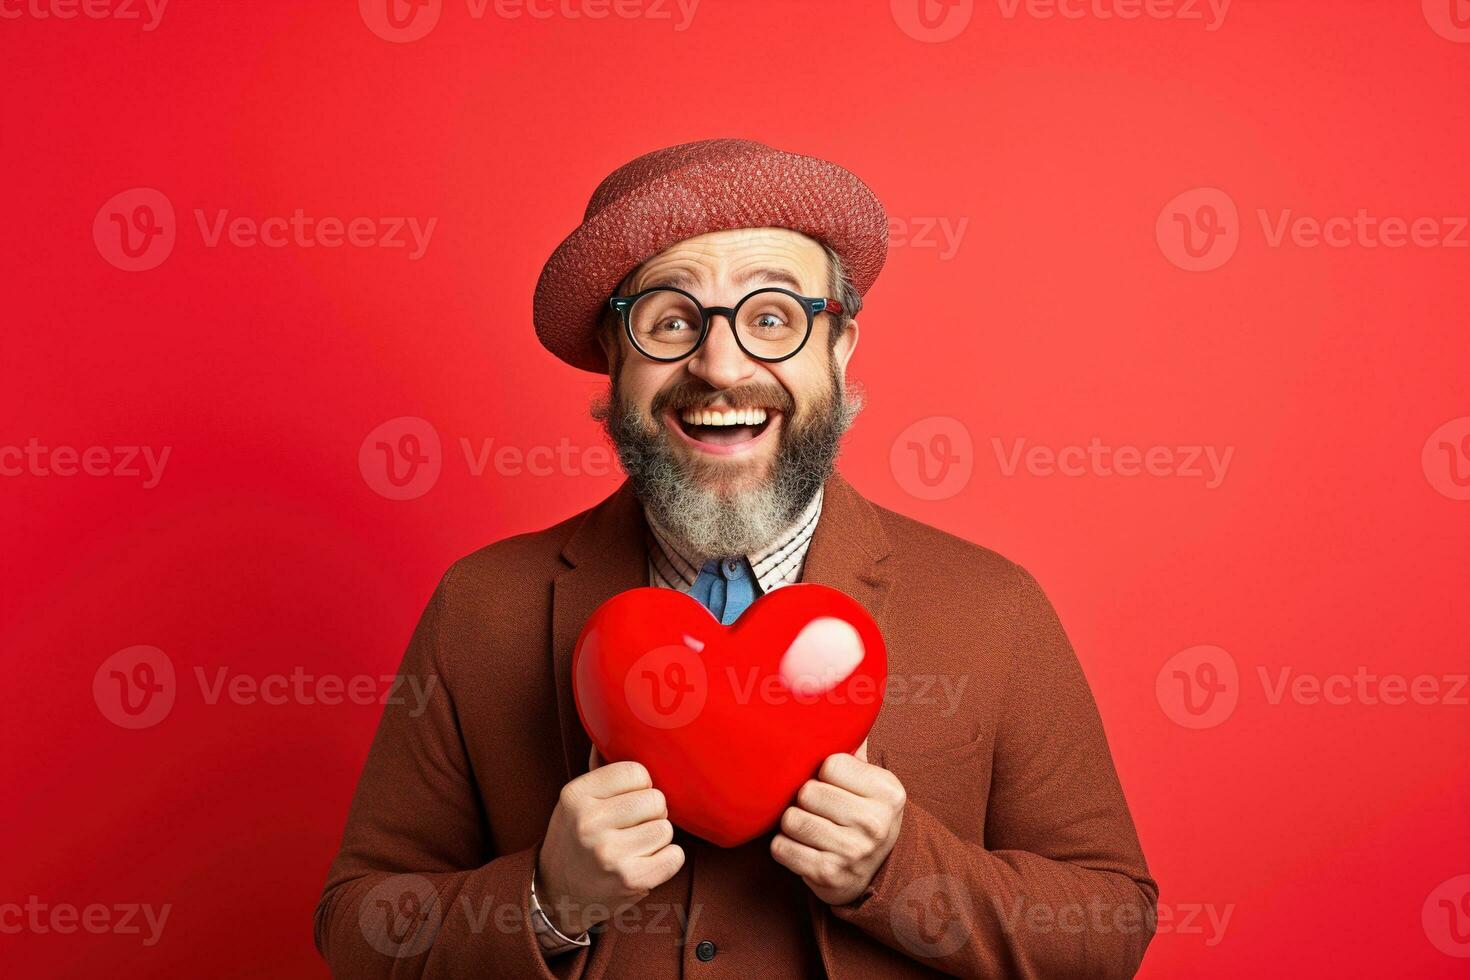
[530, 871, 591, 952]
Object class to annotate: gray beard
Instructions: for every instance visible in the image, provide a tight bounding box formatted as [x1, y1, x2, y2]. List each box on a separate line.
[595, 365, 862, 558]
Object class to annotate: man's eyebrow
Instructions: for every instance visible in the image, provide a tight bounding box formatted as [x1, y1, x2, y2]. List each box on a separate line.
[734, 267, 806, 292]
[631, 266, 807, 295]
[634, 268, 700, 292]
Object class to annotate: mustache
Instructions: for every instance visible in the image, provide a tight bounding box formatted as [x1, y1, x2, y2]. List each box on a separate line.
[650, 381, 795, 418]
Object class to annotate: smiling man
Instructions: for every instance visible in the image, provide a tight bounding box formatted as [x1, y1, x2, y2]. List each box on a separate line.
[316, 139, 1157, 979]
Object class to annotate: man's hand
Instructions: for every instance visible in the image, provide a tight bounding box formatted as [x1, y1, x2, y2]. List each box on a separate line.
[770, 741, 906, 906]
[535, 748, 685, 937]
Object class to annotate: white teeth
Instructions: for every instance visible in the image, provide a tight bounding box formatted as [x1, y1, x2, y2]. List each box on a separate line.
[679, 407, 771, 427]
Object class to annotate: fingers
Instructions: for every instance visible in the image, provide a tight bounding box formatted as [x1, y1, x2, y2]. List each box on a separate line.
[796, 777, 864, 824]
[604, 787, 668, 830]
[780, 806, 866, 860]
[578, 760, 653, 799]
[618, 817, 675, 857]
[770, 833, 830, 881]
[796, 779, 892, 840]
[816, 752, 894, 799]
[626, 842, 685, 891]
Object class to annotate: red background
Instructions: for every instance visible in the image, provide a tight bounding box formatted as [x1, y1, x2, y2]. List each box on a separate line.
[3, 1, 1468, 976]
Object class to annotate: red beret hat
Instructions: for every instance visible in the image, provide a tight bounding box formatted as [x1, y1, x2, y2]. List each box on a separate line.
[533, 138, 889, 373]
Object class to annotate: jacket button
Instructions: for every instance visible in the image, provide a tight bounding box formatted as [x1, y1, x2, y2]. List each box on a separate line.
[695, 940, 717, 962]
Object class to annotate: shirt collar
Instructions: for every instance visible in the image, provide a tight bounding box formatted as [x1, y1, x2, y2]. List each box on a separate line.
[645, 487, 825, 595]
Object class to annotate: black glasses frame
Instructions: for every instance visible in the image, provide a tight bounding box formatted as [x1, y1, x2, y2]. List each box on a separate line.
[608, 286, 844, 364]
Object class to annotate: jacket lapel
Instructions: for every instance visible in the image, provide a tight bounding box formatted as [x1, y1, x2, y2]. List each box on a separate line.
[800, 470, 895, 626]
[799, 472, 898, 979]
[550, 480, 650, 783]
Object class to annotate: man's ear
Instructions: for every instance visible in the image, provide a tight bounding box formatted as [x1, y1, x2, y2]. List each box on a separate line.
[598, 325, 620, 373]
[833, 317, 860, 373]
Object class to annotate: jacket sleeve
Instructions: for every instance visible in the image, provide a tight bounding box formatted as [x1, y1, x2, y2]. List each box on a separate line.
[831, 564, 1158, 979]
[313, 568, 590, 979]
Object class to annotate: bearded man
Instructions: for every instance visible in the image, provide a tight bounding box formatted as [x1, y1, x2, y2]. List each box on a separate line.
[316, 139, 1157, 979]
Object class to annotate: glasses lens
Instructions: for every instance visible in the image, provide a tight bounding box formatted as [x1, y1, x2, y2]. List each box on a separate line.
[629, 289, 703, 359]
[736, 290, 809, 359]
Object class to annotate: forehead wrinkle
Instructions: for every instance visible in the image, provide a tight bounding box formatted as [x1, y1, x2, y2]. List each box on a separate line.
[631, 231, 825, 295]
[733, 266, 806, 292]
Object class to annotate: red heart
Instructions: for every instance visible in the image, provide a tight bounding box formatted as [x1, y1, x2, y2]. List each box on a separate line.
[572, 584, 887, 848]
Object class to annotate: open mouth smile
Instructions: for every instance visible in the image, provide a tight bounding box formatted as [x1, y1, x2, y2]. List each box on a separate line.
[666, 405, 781, 456]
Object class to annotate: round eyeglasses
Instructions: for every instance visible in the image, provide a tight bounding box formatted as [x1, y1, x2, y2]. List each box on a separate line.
[608, 287, 844, 363]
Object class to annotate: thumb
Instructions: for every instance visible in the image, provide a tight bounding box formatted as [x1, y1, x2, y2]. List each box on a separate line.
[588, 744, 604, 771]
[854, 739, 869, 764]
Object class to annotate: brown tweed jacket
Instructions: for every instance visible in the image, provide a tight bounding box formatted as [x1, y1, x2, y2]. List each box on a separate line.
[316, 472, 1156, 979]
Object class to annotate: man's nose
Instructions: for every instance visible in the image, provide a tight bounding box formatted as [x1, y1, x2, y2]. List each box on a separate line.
[686, 312, 757, 389]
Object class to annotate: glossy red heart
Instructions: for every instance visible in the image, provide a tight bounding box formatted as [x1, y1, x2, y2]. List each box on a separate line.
[572, 584, 887, 848]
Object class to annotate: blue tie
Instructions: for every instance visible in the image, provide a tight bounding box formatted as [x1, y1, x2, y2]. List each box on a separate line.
[690, 557, 760, 625]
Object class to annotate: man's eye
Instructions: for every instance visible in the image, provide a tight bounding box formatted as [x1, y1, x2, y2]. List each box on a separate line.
[753, 314, 785, 329]
[655, 317, 693, 333]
